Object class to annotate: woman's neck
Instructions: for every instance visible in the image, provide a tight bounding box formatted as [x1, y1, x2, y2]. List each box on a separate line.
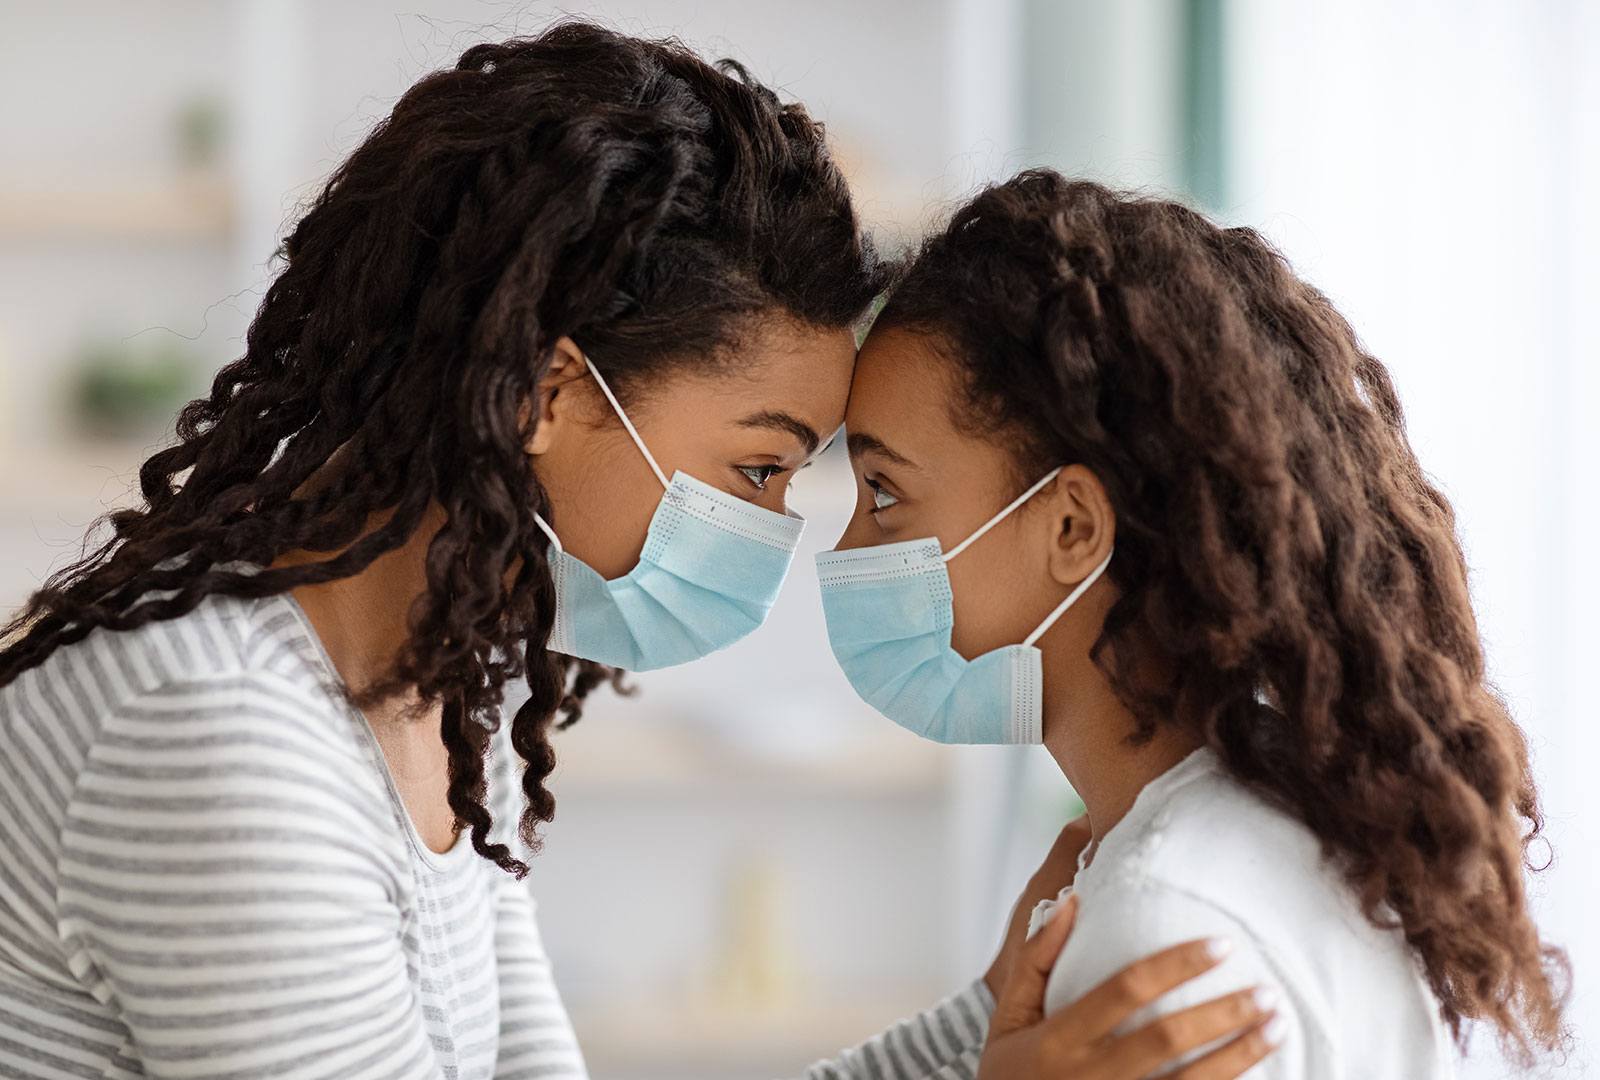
[1038, 599, 1202, 843]
[271, 503, 442, 719]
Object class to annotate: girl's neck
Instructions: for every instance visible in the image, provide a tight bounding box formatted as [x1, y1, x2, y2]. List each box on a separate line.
[1038, 613, 1202, 843]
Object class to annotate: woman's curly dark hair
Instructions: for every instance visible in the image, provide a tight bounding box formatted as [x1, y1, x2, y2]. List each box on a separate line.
[0, 21, 883, 877]
[877, 170, 1567, 1061]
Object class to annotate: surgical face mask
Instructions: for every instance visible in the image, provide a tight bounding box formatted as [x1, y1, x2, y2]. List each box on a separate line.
[815, 467, 1112, 744]
[533, 355, 805, 671]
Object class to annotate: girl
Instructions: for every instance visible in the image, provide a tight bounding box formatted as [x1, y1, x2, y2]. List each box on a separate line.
[821, 170, 1569, 1077]
[0, 24, 1274, 1080]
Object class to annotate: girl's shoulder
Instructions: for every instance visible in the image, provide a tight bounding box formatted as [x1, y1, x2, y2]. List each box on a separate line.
[1059, 751, 1453, 1077]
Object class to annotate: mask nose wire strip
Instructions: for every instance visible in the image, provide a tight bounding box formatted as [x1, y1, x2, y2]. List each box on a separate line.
[1022, 551, 1113, 648]
[941, 466, 1065, 564]
[583, 351, 670, 491]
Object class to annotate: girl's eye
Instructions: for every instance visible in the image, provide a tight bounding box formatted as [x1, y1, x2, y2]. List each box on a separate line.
[738, 464, 785, 491]
[865, 477, 899, 512]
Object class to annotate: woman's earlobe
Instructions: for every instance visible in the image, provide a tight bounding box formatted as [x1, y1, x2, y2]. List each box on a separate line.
[525, 405, 555, 456]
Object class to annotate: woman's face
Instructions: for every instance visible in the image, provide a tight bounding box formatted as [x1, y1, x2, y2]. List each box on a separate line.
[835, 327, 1105, 660]
[532, 316, 857, 579]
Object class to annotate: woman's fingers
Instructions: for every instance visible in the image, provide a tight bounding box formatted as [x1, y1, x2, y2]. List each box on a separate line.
[1166, 1011, 1286, 1080]
[1053, 936, 1233, 1044]
[983, 821, 1090, 997]
[989, 892, 1079, 1038]
[979, 907, 1286, 1080]
[1098, 987, 1279, 1078]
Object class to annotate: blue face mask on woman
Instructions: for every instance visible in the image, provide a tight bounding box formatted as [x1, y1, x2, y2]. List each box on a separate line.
[533, 355, 805, 671]
[815, 467, 1112, 744]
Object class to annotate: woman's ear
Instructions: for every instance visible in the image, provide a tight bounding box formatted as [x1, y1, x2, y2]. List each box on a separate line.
[1041, 465, 1115, 587]
[524, 337, 594, 456]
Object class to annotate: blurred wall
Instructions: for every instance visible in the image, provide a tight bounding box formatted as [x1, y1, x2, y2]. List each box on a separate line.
[1, 2, 1594, 1077]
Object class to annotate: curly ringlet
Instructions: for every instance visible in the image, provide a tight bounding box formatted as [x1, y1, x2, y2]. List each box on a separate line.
[875, 170, 1568, 1062]
[0, 22, 886, 877]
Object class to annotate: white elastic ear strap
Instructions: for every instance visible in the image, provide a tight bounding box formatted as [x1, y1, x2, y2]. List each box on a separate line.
[1023, 550, 1113, 648]
[533, 512, 563, 552]
[942, 466, 1065, 563]
[582, 352, 670, 490]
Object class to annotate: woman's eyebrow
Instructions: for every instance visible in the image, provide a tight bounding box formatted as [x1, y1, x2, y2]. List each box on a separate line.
[846, 431, 918, 470]
[737, 410, 820, 455]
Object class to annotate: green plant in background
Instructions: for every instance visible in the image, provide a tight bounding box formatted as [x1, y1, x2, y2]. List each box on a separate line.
[70, 339, 198, 441]
[175, 93, 227, 169]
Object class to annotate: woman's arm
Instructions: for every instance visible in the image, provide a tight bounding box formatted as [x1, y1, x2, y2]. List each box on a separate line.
[791, 899, 1277, 1080]
[792, 822, 1277, 1080]
[796, 980, 993, 1080]
[490, 877, 589, 1078]
[55, 670, 441, 1079]
[789, 821, 1095, 1080]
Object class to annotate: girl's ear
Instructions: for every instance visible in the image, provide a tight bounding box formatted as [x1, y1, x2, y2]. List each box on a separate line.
[524, 337, 594, 455]
[1041, 464, 1115, 587]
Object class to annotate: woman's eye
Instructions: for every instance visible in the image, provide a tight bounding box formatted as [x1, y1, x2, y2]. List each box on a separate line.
[738, 464, 784, 490]
[866, 477, 899, 512]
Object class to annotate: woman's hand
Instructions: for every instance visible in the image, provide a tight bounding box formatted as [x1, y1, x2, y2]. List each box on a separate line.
[978, 894, 1282, 1079]
[984, 817, 1095, 997]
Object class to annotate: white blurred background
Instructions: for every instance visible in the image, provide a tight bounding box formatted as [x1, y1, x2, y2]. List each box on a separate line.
[1, 2, 1594, 1077]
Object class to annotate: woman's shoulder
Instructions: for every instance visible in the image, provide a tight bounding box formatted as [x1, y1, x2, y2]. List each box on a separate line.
[3, 589, 385, 823]
[6, 585, 332, 706]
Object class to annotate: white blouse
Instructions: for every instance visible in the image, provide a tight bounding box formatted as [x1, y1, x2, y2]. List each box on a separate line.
[1032, 748, 1457, 1078]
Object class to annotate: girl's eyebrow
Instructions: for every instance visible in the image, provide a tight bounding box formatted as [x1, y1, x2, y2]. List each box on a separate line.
[846, 431, 919, 470]
[737, 410, 819, 455]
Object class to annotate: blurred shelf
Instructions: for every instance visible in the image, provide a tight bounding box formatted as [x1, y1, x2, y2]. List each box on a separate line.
[0, 176, 234, 241]
[549, 718, 952, 799]
[569, 987, 944, 1074]
[0, 439, 153, 513]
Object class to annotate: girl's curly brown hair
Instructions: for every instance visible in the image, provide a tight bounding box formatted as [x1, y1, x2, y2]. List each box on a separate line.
[0, 21, 883, 877]
[877, 170, 1567, 1061]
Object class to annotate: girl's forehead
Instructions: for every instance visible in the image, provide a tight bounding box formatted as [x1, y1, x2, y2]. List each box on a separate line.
[847, 329, 961, 428]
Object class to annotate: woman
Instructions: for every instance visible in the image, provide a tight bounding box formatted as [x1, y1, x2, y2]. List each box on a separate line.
[0, 23, 1277, 1080]
[821, 170, 1570, 1077]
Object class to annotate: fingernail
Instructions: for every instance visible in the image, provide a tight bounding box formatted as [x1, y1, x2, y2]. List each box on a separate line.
[1205, 937, 1234, 960]
[1262, 1013, 1289, 1046]
[1252, 987, 1280, 1012]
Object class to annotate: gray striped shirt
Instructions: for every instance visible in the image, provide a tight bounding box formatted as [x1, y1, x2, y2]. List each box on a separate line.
[0, 588, 990, 1079]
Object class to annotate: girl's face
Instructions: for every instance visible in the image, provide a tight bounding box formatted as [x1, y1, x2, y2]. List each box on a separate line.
[835, 327, 1112, 660]
[532, 317, 858, 579]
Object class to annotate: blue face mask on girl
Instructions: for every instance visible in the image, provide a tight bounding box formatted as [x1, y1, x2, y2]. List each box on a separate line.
[815, 467, 1112, 744]
[533, 355, 805, 671]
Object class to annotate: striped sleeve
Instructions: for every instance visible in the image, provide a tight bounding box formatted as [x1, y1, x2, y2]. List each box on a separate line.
[489, 880, 586, 1079]
[485, 722, 586, 1079]
[795, 980, 993, 1080]
[54, 669, 443, 1080]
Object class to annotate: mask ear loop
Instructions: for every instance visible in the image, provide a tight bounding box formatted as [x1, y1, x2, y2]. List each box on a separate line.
[1022, 550, 1113, 647]
[531, 350, 668, 550]
[942, 466, 1065, 564]
[533, 513, 563, 553]
[530, 349, 671, 550]
[931, 463, 1112, 647]
[581, 352, 670, 490]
